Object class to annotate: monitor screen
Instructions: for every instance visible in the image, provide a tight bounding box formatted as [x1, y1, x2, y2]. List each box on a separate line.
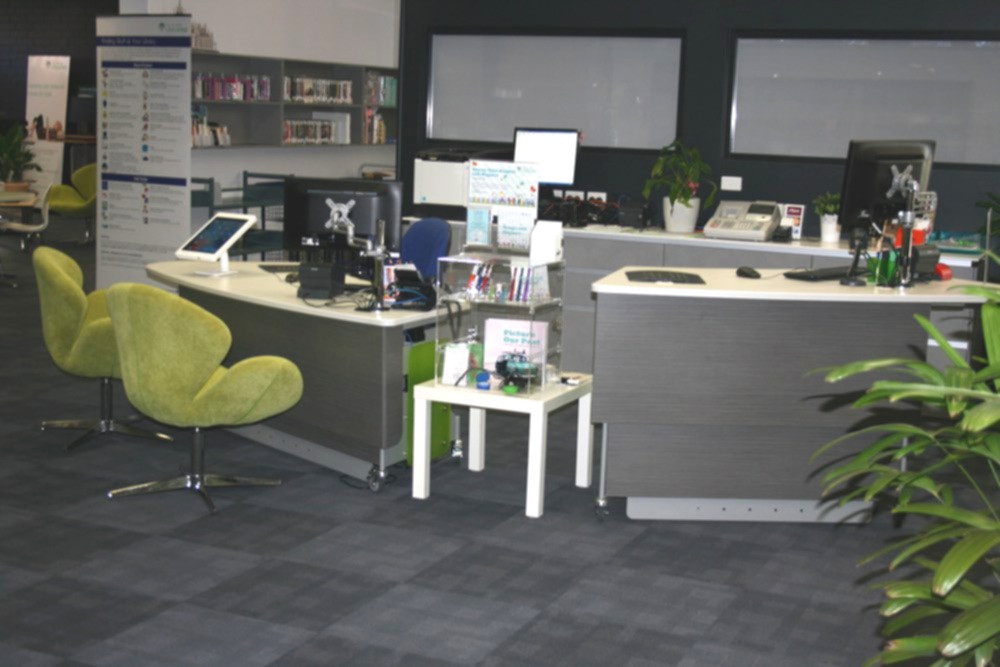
[513, 128, 580, 186]
[838, 140, 935, 232]
[176, 213, 256, 259]
[284, 177, 403, 252]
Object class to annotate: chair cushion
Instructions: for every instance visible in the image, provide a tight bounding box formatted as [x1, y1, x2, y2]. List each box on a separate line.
[107, 283, 303, 428]
[33, 247, 119, 379]
[50, 164, 97, 217]
[401, 217, 451, 279]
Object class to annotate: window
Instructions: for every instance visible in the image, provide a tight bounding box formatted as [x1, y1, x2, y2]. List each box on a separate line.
[429, 34, 682, 149]
[730, 38, 1000, 164]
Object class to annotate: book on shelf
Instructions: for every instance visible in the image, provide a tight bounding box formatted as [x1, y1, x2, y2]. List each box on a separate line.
[192, 72, 270, 101]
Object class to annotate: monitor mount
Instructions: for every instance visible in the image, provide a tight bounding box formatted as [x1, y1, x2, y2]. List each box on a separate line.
[324, 198, 391, 311]
[885, 164, 919, 287]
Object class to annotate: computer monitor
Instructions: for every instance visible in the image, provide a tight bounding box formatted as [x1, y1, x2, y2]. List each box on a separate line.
[838, 139, 935, 235]
[284, 177, 403, 252]
[175, 212, 257, 277]
[513, 128, 580, 186]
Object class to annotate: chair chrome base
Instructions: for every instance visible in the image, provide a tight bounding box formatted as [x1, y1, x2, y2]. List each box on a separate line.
[107, 427, 281, 513]
[41, 377, 173, 451]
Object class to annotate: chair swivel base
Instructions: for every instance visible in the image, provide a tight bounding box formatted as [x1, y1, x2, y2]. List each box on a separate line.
[41, 417, 172, 451]
[108, 473, 281, 513]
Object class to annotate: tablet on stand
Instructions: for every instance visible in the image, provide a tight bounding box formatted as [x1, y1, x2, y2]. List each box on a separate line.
[175, 213, 258, 277]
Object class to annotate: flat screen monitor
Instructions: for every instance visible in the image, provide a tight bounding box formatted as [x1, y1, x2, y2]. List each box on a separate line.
[175, 212, 257, 276]
[838, 139, 935, 233]
[284, 177, 402, 253]
[513, 128, 580, 186]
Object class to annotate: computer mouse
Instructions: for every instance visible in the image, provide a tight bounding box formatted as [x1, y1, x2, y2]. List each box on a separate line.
[285, 272, 300, 284]
[736, 266, 761, 279]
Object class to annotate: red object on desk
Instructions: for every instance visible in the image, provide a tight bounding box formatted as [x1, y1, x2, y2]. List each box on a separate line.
[895, 228, 927, 246]
[935, 264, 953, 281]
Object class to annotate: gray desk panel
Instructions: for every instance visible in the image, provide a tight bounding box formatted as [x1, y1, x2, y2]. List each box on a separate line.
[604, 423, 865, 499]
[565, 236, 665, 272]
[182, 289, 403, 462]
[663, 244, 811, 270]
[562, 306, 597, 374]
[592, 294, 926, 429]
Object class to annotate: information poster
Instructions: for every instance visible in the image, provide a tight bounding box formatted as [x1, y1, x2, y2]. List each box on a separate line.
[467, 160, 539, 252]
[24, 55, 70, 195]
[96, 15, 191, 288]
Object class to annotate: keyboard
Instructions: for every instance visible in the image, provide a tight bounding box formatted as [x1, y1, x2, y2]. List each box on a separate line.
[626, 270, 706, 285]
[783, 265, 867, 282]
[259, 263, 299, 274]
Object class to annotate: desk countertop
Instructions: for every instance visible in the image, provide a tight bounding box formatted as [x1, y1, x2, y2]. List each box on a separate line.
[592, 266, 988, 304]
[148, 261, 441, 328]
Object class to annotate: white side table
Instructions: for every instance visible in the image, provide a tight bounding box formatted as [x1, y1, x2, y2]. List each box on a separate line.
[412, 376, 594, 518]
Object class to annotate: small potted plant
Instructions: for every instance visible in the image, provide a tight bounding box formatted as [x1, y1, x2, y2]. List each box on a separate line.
[0, 125, 41, 191]
[642, 140, 718, 233]
[813, 191, 841, 244]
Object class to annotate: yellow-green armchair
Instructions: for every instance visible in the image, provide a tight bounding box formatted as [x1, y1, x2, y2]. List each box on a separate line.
[49, 163, 96, 243]
[33, 246, 171, 449]
[105, 283, 304, 512]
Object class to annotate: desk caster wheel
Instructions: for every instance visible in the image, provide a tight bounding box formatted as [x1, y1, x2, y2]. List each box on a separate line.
[367, 466, 386, 493]
[594, 497, 609, 520]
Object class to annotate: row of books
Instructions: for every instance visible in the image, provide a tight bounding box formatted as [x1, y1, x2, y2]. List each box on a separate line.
[192, 73, 271, 101]
[191, 119, 231, 147]
[282, 116, 351, 145]
[363, 109, 390, 145]
[284, 77, 353, 105]
[364, 72, 398, 107]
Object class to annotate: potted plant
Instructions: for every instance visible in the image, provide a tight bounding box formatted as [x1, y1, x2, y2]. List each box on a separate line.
[642, 140, 718, 234]
[813, 191, 841, 243]
[0, 125, 41, 191]
[816, 267, 1000, 665]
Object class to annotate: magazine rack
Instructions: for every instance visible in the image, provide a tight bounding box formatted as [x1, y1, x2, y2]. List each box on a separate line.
[435, 252, 563, 395]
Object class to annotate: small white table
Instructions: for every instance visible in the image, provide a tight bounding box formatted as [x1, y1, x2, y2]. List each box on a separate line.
[411, 376, 594, 518]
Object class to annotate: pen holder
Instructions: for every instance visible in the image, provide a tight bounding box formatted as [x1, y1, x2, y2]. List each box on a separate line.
[867, 252, 898, 287]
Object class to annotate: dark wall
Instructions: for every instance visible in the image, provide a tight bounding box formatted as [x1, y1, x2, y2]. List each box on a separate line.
[0, 0, 118, 131]
[398, 0, 1000, 234]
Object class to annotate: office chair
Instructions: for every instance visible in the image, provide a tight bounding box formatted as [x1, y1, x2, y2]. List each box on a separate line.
[49, 163, 97, 243]
[401, 217, 451, 279]
[33, 246, 172, 449]
[105, 283, 304, 512]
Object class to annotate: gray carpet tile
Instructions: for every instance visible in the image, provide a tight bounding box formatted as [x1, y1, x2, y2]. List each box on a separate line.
[0, 561, 48, 596]
[245, 472, 406, 522]
[55, 490, 237, 534]
[0, 643, 64, 667]
[166, 503, 340, 556]
[409, 542, 595, 608]
[70, 604, 313, 667]
[190, 560, 394, 631]
[366, 490, 522, 538]
[0, 515, 146, 575]
[0, 576, 170, 656]
[326, 583, 539, 665]
[478, 609, 692, 667]
[64, 535, 263, 601]
[269, 633, 465, 667]
[280, 522, 465, 582]
[429, 464, 572, 510]
[0, 463, 114, 513]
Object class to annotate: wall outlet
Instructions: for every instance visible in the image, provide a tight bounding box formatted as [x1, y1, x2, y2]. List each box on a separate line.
[587, 191, 607, 202]
[720, 176, 743, 192]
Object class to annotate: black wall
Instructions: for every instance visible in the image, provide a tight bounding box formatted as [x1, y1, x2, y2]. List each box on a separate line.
[398, 0, 1000, 234]
[0, 0, 117, 131]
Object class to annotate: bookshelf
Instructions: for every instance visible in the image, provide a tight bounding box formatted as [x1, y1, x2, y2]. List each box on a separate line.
[191, 51, 398, 149]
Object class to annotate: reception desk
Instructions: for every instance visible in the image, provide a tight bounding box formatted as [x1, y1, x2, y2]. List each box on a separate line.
[148, 261, 440, 487]
[591, 267, 985, 522]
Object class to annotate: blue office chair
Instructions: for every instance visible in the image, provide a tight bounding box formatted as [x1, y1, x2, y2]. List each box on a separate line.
[401, 217, 451, 279]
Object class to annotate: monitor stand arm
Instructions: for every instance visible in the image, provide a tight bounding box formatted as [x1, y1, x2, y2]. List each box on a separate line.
[839, 227, 870, 287]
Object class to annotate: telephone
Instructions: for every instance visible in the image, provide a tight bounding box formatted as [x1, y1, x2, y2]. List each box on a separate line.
[703, 200, 781, 242]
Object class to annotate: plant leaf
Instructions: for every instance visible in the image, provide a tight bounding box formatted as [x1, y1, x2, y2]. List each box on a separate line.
[974, 639, 995, 667]
[889, 527, 975, 571]
[938, 596, 1000, 657]
[884, 605, 950, 637]
[880, 635, 941, 663]
[894, 504, 1000, 531]
[821, 357, 944, 384]
[932, 530, 1000, 597]
[960, 402, 1000, 432]
[916, 314, 971, 369]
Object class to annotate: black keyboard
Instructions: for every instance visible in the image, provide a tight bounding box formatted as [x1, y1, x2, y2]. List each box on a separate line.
[626, 270, 705, 285]
[783, 265, 867, 282]
[259, 263, 299, 274]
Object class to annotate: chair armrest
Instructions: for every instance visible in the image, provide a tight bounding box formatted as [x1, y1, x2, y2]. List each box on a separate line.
[193, 356, 304, 426]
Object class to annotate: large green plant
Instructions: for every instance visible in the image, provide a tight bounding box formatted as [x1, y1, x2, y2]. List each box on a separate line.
[0, 125, 41, 183]
[818, 269, 1000, 666]
[642, 139, 718, 208]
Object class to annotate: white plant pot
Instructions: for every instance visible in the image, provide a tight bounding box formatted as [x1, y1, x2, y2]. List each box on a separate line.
[820, 214, 841, 244]
[663, 197, 700, 234]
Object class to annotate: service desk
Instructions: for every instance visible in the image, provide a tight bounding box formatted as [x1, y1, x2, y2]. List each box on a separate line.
[148, 261, 440, 486]
[591, 266, 985, 522]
